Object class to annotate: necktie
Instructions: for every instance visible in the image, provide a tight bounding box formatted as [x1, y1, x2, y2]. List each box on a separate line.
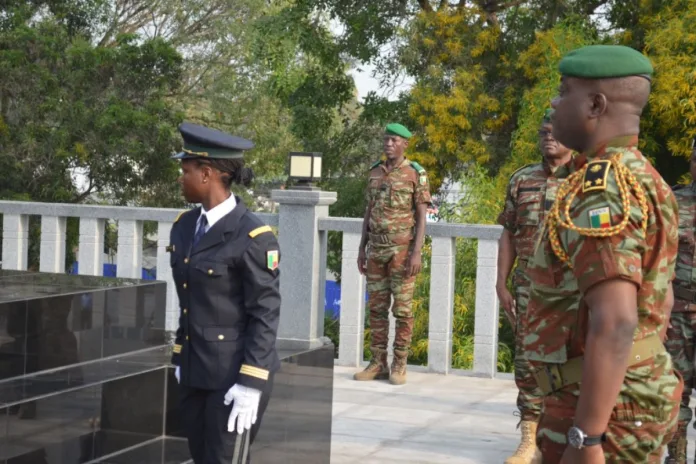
[193, 214, 207, 248]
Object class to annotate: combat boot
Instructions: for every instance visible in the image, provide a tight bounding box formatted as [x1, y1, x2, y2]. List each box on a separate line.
[664, 424, 687, 464]
[353, 348, 389, 381]
[389, 349, 408, 385]
[505, 420, 542, 464]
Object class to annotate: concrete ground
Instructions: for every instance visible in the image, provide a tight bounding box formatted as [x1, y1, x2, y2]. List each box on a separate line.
[330, 366, 696, 464]
[331, 366, 521, 463]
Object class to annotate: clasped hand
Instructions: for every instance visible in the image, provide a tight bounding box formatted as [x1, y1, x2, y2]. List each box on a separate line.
[224, 384, 262, 434]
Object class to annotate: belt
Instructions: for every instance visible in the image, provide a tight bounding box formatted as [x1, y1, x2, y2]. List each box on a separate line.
[368, 231, 413, 245]
[533, 334, 665, 395]
[673, 285, 696, 303]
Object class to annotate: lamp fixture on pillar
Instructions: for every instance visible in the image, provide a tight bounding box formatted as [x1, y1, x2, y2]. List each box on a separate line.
[287, 151, 322, 190]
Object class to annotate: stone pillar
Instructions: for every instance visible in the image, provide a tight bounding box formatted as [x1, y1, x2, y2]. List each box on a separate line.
[116, 220, 143, 279]
[428, 236, 456, 374]
[157, 221, 179, 334]
[473, 239, 499, 378]
[78, 218, 105, 276]
[2, 214, 29, 270]
[40, 216, 67, 273]
[337, 232, 366, 367]
[271, 189, 337, 350]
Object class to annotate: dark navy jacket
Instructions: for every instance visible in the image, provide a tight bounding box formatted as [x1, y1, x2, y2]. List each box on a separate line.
[169, 198, 281, 391]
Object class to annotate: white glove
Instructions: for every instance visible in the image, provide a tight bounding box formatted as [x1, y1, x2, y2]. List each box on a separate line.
[174, 366, 180, 384]
[224, 384, 262, 434]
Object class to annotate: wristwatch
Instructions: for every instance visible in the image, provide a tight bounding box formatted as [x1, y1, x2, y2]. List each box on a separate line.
[567, 426, 607, 449]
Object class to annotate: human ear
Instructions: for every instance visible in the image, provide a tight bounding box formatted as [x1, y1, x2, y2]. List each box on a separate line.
[588, 92, 607, 119]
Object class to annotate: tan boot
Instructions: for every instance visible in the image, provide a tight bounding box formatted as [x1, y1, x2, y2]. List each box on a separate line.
[353, 348, 389, 381]
[505, 420, 542, 464]
[389, 349, 408, 385]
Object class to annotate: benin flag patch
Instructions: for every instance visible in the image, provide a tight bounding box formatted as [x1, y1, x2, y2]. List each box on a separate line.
[266, 250, 279, 271]
[588, 207, 611, 229]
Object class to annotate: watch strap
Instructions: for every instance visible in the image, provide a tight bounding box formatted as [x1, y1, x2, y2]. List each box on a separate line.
[583, 433, 607, 446]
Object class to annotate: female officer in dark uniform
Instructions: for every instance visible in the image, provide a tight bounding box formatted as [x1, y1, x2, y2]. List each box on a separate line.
[168, 122, 281, 464]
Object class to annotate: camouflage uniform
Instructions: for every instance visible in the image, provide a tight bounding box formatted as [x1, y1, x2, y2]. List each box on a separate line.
[498, 161, 562, 425]
[360, 158, 431, 383]
[525, 136, 682, 463]
[664, 182, 696, 463]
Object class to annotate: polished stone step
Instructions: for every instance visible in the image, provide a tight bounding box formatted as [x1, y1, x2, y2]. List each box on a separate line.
[0, 347, 170, 408]
[88, 437, 191, 464]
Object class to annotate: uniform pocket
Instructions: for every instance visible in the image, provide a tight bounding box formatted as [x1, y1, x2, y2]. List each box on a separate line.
[390, 183, 413, 209]
[194, 261, 228, 278]
[202, 327, 241, 342]
[516, 191, 542, 226]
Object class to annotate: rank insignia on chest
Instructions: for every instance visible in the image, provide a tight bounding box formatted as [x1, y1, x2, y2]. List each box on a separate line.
[266, 250, 279, 271]
[582, 160, 610, 193]
[166, 245, 175, 253]
[589, 207, 611, 229]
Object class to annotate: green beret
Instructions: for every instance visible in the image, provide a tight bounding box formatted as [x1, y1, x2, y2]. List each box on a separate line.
[559, 45, 653, 79]
[385, 123, 412, 139]
[542, 109, 554, 124]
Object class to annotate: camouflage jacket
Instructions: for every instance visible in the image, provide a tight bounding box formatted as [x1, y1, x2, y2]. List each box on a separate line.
[366, 158, 432, 236]
[672, 182, 696, 311]
[497, 161, 564, 269]
[524, 136, 679, 410]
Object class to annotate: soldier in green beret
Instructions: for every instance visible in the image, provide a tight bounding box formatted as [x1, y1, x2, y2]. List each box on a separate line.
[496, 108, 574, 464]
[354, 123, 432, 385]
[664, 136, 696, 464]
[522, 45, 682, 462]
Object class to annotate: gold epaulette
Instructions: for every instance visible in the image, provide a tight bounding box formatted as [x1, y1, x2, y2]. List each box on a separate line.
[546, 152, 648, 268]
[174, 211, 185, 223]
[249, 225, 272, 238]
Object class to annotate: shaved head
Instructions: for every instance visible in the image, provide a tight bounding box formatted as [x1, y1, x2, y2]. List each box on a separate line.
[593, 76, 651, 116]
[550, 75, 651, 153]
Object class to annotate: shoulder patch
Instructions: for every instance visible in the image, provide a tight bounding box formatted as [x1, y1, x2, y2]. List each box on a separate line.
[370, 160, 383, 170]
[249, 225, 273, 238]
[582, 160, 611, 193]
[266, 250, 279, 271]
[174, 211, 185, 223]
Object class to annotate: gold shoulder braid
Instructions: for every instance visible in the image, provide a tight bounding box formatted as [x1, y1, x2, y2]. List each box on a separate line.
[546, 152, 649, 268]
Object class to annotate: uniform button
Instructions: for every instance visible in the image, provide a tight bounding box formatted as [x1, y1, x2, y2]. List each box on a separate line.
[184, 258, 189, 264]
[183, 309, 188, 314]
[208, 269, 213, 275]
[218, 334, 225, 340]
[628, 264, 637, 273]
[183, 283, 187, 289]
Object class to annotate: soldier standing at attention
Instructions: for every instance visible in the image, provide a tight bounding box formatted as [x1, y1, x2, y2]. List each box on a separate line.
[497, 109, 573, 464]
[664, 137, 696, 464]
[354, 123, 431, 385]
[169, 122, 281, 464]
[524, 45, 682, 463]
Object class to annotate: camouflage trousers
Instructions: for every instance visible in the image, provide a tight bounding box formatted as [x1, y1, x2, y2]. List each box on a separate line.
[665, 311, 696, 459]
[366, 243, 415, 354]
[534, 364, 682, 463]
[513, 272, 543, 422]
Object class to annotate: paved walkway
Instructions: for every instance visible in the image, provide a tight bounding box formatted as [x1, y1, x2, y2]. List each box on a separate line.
[331, 366, 521, 463]
[330, 366, 696, 464]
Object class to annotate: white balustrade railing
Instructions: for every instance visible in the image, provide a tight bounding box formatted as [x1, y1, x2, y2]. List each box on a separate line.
[0, 199, 504, 378]
[318, 218, 502, 377]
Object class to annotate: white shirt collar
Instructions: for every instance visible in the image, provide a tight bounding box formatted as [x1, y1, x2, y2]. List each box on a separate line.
[198, 194, 237, 231]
